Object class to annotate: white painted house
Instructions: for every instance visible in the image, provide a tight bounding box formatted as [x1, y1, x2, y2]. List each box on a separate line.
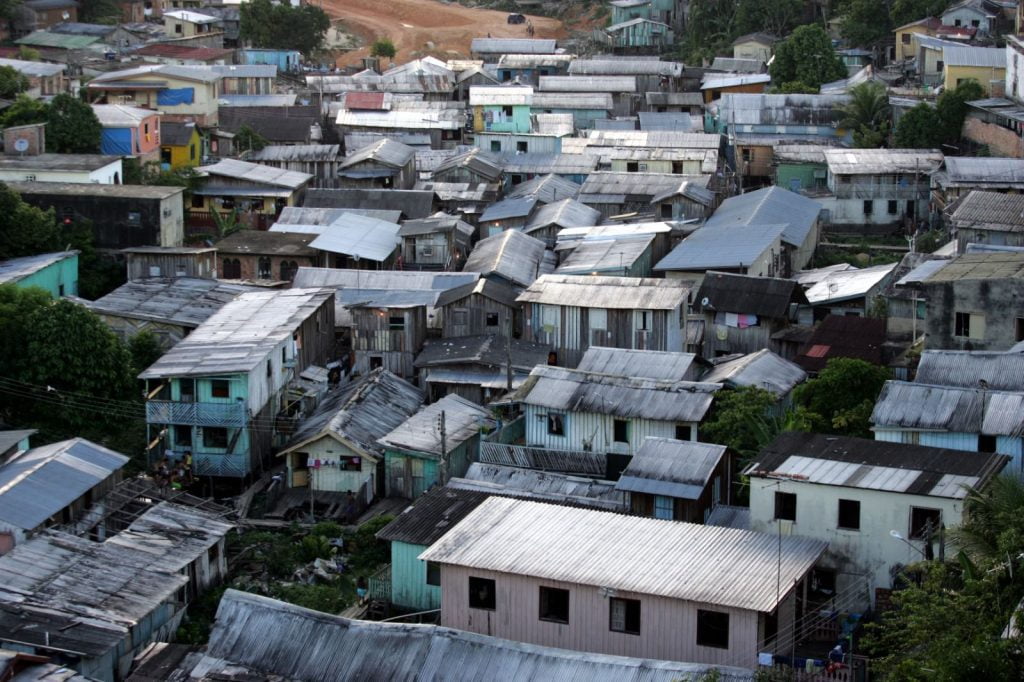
[420, 497, 826, 668]
[746, 432, 1008, 607]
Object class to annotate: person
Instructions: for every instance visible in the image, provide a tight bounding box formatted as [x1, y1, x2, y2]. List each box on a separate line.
[356, 576, 368, 605]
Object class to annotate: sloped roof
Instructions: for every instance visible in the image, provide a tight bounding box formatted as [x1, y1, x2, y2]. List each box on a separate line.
[654, 223, 785, 272]
[872, 380, 1024, 436]
[518, 273, 689, 309]
[0, 251, 77, 286]
[454, 463, 624, 510]
[464, 230, 548, 288]
[950, 190, 1024, 230]
[339, 138, 415, 170]
[695, 271, 807, 318]
[701, 349, 807, 397]
[306, 213, 401, 262]
[525, 198, 601, 232]
[378, 394, 492, 457]
[470, 38, 557, 54]
[198, 158, 312, 189]
[615, 438, 726, 499]
[303, 188, 434, 219]
[804, 262, 897, 303]
[507, 173, 582, 203]
[576, 346, 696, 381]
[822, 148, 944, 175]
[915, 349, 1024, 390]
[414, 334, 550, 370]
[796, 315, 887, 373]
[704, 186, 821, 248]
[82, 277, 261, 328]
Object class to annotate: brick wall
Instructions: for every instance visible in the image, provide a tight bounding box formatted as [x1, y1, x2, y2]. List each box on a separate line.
[963, 118, 1024, 158]
[219, 253, 316, 282]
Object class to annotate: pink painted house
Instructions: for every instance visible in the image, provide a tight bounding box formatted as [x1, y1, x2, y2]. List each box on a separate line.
[421, 497, 827, 669]
[92, 104, 162, 163]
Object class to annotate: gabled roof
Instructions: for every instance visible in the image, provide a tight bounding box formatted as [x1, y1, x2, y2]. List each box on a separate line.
[479, 195, 538, 223]
[378, 394, 492, 457]
[82, 278, 262, 328]
[518, 273, 689, 309]
[91, 103, 155, 127]
[198, 158, 312, 189]
[615, 438, 726, 499]
[160, 121, 198, 146]
[421, 497, 825, 613]
[376, 485, 496, 545]
[464, 230, 548, 288]
[951, 190, 1024, 230]
[695, 271, 807, 318]
[415, 334, 550, 369]
[804, 262, 897, 303]
[872, 380, 1024, 436]
[453, 463, 624, 510]
[399, 212, 475, 238]
[795, 314, 887, 373]
[219, 106, 319, 144]
[747, 432, 1008, 499]
[507, 173, 582, 203]
[577, 346, 697, 381]
[941, 157, 1024, 188]
[555, 234, 654, 275]
[251, 144, 341, 164]
[306, 213, 401, 263]
[915, 349, 1024, 390]
[731, 31, 778, 46]
[433, 277, 520, 309]
[524, 198, 601, 233]
[705, 186, 821, 249]
[281, 369, 423, 458]
[432, 148, 503, 181]
[654, 223, 785, 272]
[822, 148, 944, 175]
[339, 138, 416, 170]
[701, 349, 807, 397]
[0, 251, 77, 286]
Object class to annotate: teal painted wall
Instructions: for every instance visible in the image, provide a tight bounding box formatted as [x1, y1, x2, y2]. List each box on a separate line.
[166, 375, 250, 456]
[16, 253, 78, 298]
[776, 162, 827, 193]
[481, 104, 532, 133]
[390, 540, 440, 611]
[385, 436, 478, 499]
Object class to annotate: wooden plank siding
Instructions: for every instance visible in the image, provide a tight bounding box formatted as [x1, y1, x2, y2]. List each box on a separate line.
[437, 564, 763, 668]
[441, 294, 518, 337]
[350, 307, 426, 379]
[522, 403, 699, 455]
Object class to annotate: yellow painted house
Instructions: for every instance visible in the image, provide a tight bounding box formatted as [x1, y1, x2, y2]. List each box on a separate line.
[894, 17, 941, 62]
[160, 121, 202, 170]
[943, 45, 1006, 95]
[87, 64, 221, 127]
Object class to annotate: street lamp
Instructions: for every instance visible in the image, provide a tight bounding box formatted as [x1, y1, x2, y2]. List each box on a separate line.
[890, 529, 927, 558]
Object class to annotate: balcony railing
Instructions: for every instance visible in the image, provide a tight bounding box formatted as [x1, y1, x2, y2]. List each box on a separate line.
[192, 451, 250, 478]
[146, 400, 248, 428]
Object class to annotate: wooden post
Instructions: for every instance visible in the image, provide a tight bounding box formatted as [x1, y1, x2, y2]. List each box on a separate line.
[438, 410, 447, 485]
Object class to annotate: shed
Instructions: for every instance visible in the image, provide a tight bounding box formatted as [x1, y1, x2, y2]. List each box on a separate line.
[523, 198, 601, 246]
[701, 349, 808, 398]
[615, 437, 728, 522]
[463, 229, 551, 289]
[414, 334, 550, 404]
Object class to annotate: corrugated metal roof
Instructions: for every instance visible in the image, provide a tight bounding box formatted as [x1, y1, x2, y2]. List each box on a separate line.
[654, 223, 784, 272]
[432, 148, 504, 180]
[792, 263, 858, 286]
[421, 497, 825, 613]
[921, 252, 1024, 281]
[0, 438, 128, 531]
[273, 206, 402, 228]
[464, 230, 548, 288]
[710, 57, 764, 73]
[870, 380, 1024, 436]
[531, 91, 614, 109]
[950, 190, 1024, 229]
[91, 104, 153, 127]
[198, 159, 312, 189]
[695, 272, 807, 318]
[336, 109, 463, 130]
[706, 504, 751, 530]
[568, 59, 682, 76]
[795, 315, 886, 372]
[456, 463, 624, 509]
[471, 38, 557, 54]
[479, 195, 538, 222]
[942, 45, 1005, 68]
[555, 234, 654, 274]
[138, 288, 332, 379]
[714, 93, 847, 126]
[518, 273, 688, 309]
[293, 267, 477, 292]
[700, 73, 771, 90]
[0, 56, 64, 77]
[0, 251, 77, 285]
[637, 111, 694, 131]
[197, 589, 754, 680]
[747, 432, 1008, 499]
[705, 186, 821, 249]
[250, 144, 340, 163]
[701, 349, 807, 396]
[219, 93, 297, 107]
[822, 149, 944, 175]
[497, 53, 576, 68]
[498, 152, 600, 175]
[942, 156, 1024, 186]
[538, 75, 637, 92]
[581, 171, 710, 202]
[83, 278, 262, 328]
[479, 442, 606, 475]
[533, 112, 575, 136]
[577, 346, 696, 381]
[378, 394, 492, 456]
[804, 262, 897, 303]
[415, 333, 550, 369]
[773, 144, 828, 164]
[513, 365, 720, 422]
[525, 198, 601, 232]
[895, 257, 950, 285]
[508, 173, 582, 202]
[306, 213, 400, 262]
[468, 85, 533, 106]
[646, 91, 704, 106]
[615, 438, 726, 499]
[586, 129, 721, 149]
[916, 349, 1024, 390]
[399, 212, 475, 238]
[304, 188, 435, 219]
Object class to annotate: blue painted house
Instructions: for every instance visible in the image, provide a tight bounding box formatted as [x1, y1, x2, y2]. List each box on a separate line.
[379, 394, 494, 500]
[469, 85, 534, 134]
[139, 288, 335, 479]
[706, 93, 851, 144]
[242, 48, 301, 73]
[0, 251, 78, 298]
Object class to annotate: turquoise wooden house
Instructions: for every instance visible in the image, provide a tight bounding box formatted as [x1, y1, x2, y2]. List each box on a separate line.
[773, 144, 829, 193]
[376, 486, 493, 612]
[242, 48, 301, 73]
[469, 86, 534, 134]
[379, 394, 494, 500]
[610, 0, 681, 28]
[0, 251, 78, 298]
[606, 17, 675, 50]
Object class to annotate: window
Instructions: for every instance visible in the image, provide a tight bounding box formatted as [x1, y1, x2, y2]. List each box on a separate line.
[370, 356, 383, 369]
[654, 495, 674, 520]
[1017, 318, 1024, 342]
[266, 360, 272, 377]
[58, 283, 64, 296]
[902, 33, 911, 44]
[937, 60, 944, 71]
[888, 200, 898, 214]
[502, 105, 513, 117]
[696, 609, 729, 649]
[490, 140, 501, 152]
[774, 491, 796, 521]
[211, 379, 230, 398]
[175, 22, 183, 33]
[610, 597, 641, 635]
[675, 424, 693, 441]
[539, 586, 569, 623]
[203, 427, 228, 449]
[257, 256, 272, 279]
[468, 576, 496, 610]
[741, 148, 751, 162]
[191, 193, 204, 208]
[222, 258, 241, 279]
[174, 424, 192, 446]
[971, 19, 980, 27]
[516, 141, 528, 153]
[547, 413, 565, 436]
[452, 308, 468, 326]
[389, 315, 405, 330]
[979, 434, 997, 453]
[340, 456, 362, 471]
[954, 311, 985, 339]
[635, 310, 651, 331]
[613, 419, 629, 443]
[838, 499, 860, 530]
[863, 200, 873, 215]
[626, 161, 639, 172]
[426, 561, 441, 586]
[486, 312, 499, 327]
[280, 260, 298, 281]
[910, 507, 941, 540]
[661, 203, 673, 219]
[190, 143, 197, 161]
[179, 378, 195, 401]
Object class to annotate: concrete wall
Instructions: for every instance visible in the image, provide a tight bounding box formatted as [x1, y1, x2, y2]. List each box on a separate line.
[922, 278, 1024, 351]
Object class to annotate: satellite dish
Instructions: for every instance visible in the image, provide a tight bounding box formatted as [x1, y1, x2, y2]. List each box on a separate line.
[701, 297, 711, 306]
[14, 138, 29, 153]
[62, 11, 70, 19]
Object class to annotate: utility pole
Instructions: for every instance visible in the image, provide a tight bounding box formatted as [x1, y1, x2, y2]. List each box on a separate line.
[506, 316, 513, 393]
[309, 463, 315, 522]
[438, 411, 448, 485]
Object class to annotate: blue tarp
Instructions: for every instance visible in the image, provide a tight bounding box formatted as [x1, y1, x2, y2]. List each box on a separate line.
[100, 127, 133, 155]
[157, 88, 194, 105]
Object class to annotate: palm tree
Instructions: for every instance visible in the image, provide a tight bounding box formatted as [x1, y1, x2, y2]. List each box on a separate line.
[950, 474, 1024, 567]
[838, 81, 892, 148]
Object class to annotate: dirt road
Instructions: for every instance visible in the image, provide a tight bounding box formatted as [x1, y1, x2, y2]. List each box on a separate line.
[320, 0, 566, 67]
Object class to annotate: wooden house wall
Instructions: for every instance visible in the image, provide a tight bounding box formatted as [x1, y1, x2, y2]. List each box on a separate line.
[628, 455, 729, 523]
[282, 435, 376, 504]
[522, 403, 699, 455]
[385, 435, 478, 499]
[480, 215, 529, 238]
[403, 232, 453, 267]
[441, 293, 518, 337]
[390, 540, 441, 611]
[126, 250, 216, 280]
[437, 564, 761, 667]
[699, 314, 784, 358]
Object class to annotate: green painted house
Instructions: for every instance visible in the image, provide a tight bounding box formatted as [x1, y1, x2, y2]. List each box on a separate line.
[0, 251, 78, 298]
[469, 86, 534, 134]
[773, 144, 829, 194]
[378, 393, 494, 500]
[375, 486, 493, 611]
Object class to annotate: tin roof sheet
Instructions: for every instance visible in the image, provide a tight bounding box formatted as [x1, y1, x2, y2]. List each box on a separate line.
[307, 213, 401, 262]
[804, 262, 897, 303]
[378, 394, 492, 456]
[0, 251, 77, 286]
[464, 229, 548, 288]
[518, 273, 688, 309]
[915, 349, 1024, 390]
[576, 346, 697, 381]
[654, 223, 785, 272]
[701, 349, 807, 396]
[615, 438, 726, 499]
[83, 278, 262, 327]
[704, 186, 821, 248]
[197, 158, 312, 189]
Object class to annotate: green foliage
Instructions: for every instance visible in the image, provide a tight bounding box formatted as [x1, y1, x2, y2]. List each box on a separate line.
[0, 285, 52, 383]
[370, 37, 397, 60]
[58, 217, 124, 299]
[895, 102, 942, 148]
[345, 514, 394, 572]
[16, 46, 40, 61]
[46, 94, 102, 154]
[128, 331, 164, 377]
[240, 0, 331, 56]
[701, 386, 779, 457]
[2, 93, 48, 127]
[0, 183, 59, 260]
[770, 25, 847, 91]
[773, 81, 818, 94]
[838, 0, 893, 47]
[678, 0, 738, 63]
[270, 582, 354, 613]
[176, 585, 227, 645]
[0, 65, 29, 99]
[936, 79, 986, 145]
[79, 0, 122, 24]
[792, 357, 889, 436]
[235, 124, 268, 152]
[890, 0, 951, 27]
[838, 81, 891, 149]
[735, 0, 802, 38]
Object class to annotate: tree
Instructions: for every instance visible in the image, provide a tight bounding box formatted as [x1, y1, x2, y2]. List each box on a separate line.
[735, 0, 802, 39]
[679, 0, 738, 64]
[951, 475, 1024, 566]
[895, 102, 943, 147]
[936, 79, 986, 145]
[1, 93, 48, 127]
[838, 0, 893, 47]
[0, 65, 28, 99]
[240, 0, 331, 56]
[46, 94, 101, 154]
[235, 124, 268, 152]
[78, 0, 122, 24]
[0, 284, 51, 383]
[770, 25, 847, 91]
[128, 330, 164, 378]
[838, 81, 892, 148]
[0, 183, 60, 260]
[792, 357, 890, 436]
[701, 386, 779, 458]
[890, 0, 951, 27]
[370, 38, 396, 61]
[16, 45, 40, 61]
